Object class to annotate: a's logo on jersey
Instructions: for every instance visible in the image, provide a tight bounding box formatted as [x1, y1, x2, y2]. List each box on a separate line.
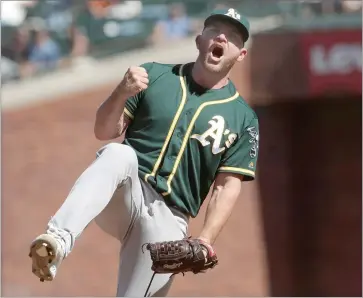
[191, 115, 237, 155]
[246, 126, 259, 158]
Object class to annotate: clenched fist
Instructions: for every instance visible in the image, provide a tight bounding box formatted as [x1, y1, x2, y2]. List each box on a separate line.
[119, 66, 149, 98]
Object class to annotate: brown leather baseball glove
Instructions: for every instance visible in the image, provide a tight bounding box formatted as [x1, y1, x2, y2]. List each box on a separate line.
[143, 238, 218, 275]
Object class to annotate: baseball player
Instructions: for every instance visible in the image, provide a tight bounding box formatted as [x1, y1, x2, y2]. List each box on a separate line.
[29, 7, 259, 297]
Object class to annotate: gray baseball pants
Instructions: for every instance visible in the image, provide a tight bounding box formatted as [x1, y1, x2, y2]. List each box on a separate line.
[47, 143, 189, 296]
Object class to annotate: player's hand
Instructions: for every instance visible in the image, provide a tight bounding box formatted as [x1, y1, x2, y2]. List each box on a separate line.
[143, 238, 218, 275]
[119, 66, 149, 98]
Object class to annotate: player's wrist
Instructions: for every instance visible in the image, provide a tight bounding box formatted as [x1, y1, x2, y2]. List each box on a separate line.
[115, 83, 133, 101]
[197, 236, 212, 245]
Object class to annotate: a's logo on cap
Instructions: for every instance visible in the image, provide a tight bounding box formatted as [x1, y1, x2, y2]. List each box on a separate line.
[225, 8, 240, 20]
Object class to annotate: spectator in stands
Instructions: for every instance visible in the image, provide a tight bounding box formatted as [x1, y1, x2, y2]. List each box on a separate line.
[2, 26, 32, 65]
[67, 1, 113, 60]
[67, 0, 143, 61]
[24, 0, 73, 33]
[151, 3, 192, 44]
[1, 25, 32, 82]
[68, 24, 90, 60]
[1, 1, 35, 27]
[23, 23, 61, 76]
[108, 0, 143, 20]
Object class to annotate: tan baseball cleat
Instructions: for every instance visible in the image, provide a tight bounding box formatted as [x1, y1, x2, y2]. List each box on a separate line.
[29, 234, 65, 282]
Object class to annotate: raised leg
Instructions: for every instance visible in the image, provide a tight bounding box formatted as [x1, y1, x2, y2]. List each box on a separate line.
[30, 143, 143, 281]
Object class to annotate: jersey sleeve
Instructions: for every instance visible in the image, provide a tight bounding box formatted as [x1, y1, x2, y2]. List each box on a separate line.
[124, 62, 154, 120]
[218, 117, 259, 181]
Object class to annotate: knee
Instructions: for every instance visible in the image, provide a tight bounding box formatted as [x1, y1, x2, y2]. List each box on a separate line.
[97, 143, 138, 165]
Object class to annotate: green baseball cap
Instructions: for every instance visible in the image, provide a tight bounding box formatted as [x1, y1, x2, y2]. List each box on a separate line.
[204, 8, 250, 42]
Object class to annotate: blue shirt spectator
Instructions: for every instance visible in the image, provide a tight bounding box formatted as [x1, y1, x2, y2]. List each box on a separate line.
[158, 14, 190, 39]
[28, 29, 61, 71]
[151, 3, 192, 44]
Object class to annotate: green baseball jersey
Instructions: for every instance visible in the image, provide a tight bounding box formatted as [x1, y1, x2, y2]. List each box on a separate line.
[123, 62, 259, 217]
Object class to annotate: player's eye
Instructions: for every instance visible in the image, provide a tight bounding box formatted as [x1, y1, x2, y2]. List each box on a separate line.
[208, 27, 219, 34]
[226, 31, 243, 46]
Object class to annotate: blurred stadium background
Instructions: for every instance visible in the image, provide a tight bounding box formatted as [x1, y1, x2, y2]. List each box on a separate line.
[1, 0, 362, 296]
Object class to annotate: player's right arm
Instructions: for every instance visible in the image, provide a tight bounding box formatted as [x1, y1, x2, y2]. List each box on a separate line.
[94, 66, 149, 140]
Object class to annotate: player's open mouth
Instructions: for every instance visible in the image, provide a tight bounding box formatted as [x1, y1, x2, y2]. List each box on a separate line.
[210, 44, 224, 60]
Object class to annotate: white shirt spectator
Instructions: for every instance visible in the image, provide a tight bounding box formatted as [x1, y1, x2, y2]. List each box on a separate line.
[108, 1, 143, 20]
[1, 1, 26, 26]
[1, 1, 36, 26]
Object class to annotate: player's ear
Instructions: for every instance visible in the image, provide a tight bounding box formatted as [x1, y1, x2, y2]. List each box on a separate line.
[237, 47, 247, 62]
[195, 34, 202, 50]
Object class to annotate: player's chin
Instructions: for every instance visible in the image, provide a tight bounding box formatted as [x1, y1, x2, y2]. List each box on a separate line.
[204, 62, 224, 73]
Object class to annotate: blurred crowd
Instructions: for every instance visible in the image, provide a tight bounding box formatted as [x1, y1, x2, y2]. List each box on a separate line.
[1, 0, 206, 83]
[293, 0, 362, 18]
[1, 0, 361, 83]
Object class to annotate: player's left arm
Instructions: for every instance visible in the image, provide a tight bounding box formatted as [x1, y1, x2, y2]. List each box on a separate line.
[198, 116, 260, 245]
[198, 172, 243, 245]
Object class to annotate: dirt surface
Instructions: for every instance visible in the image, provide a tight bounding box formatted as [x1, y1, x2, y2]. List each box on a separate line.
[2, 85, 268, 296]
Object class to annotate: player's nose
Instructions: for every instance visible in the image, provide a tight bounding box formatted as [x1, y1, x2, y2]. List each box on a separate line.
[215, 33, 227, 44]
